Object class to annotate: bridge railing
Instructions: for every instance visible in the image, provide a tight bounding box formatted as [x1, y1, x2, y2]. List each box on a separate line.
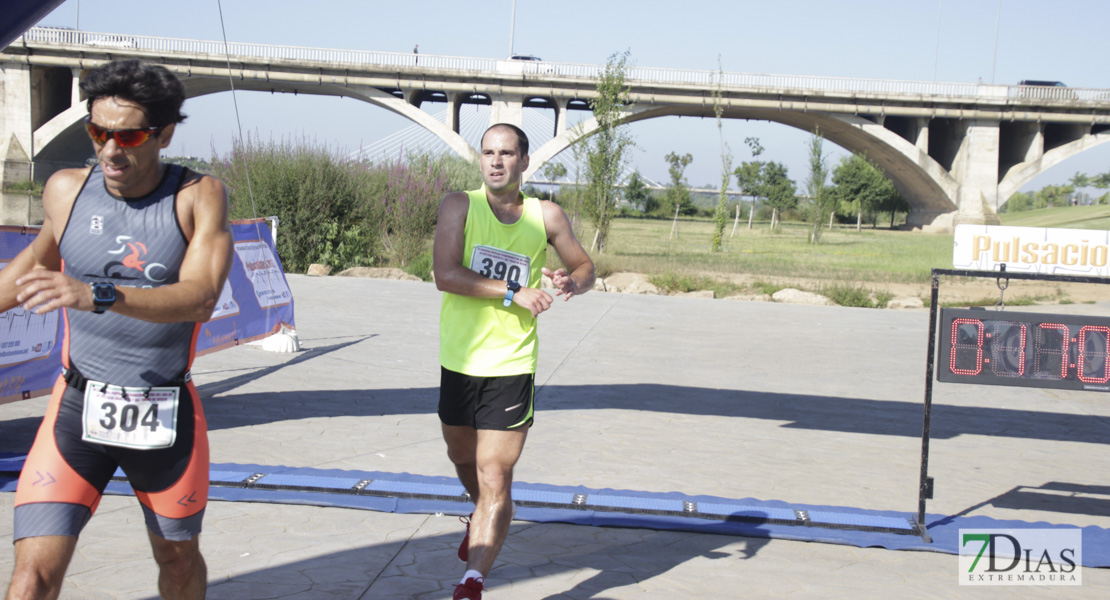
[16, 27, 1109, 104]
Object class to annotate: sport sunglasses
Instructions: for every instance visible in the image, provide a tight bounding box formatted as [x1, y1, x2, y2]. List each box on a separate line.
[84, 117, 164, 148]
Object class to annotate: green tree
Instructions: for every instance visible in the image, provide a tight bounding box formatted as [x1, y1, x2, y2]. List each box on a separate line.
[566, 122, 589, 225]
[734, 137, 764, 231]
[664, 151, 694, 239]
[1003, 191, 1033, 213]
[1070, 171, 1091, 191]
[804, 127, 833, 244]
[831, 153, 905, 229]
[623, 169, 650, 212]
[1094, 171, 1110, 190]
[711, 61, 733, 252]
[1033, 184, 1075, 208]
[755, 161, 796, 231]
[582, 51, 635, 253]
[664, 152, 695, 216]
[877, 181, 910, 227]
[541, 161, 568, 203]
[164, 156, 212, 173]
[542, 161, 567, 184]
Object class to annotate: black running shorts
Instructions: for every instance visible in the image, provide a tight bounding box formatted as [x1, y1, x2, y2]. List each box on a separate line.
[438, 367, 534, 430]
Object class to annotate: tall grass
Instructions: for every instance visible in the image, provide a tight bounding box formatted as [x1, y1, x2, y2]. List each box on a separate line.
[210, 137, 458, 273]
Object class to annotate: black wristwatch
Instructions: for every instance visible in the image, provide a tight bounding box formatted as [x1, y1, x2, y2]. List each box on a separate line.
[91, 282, 116, 314]
[503, 280, 521, 307]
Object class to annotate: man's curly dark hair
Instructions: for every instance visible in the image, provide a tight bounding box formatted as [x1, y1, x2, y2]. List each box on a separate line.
[81, 59, 187, 128]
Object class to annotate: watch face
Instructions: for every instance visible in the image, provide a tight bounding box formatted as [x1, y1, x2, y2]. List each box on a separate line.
[94, 285, 114, 301]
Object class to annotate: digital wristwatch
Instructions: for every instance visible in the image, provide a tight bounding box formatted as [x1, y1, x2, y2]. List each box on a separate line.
[503, 280, 521, 307]
[91, 282, 116, 314]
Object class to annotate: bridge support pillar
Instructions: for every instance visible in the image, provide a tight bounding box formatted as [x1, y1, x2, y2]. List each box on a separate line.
[488, 95, 523, 130]
[553, 101, 567, 139]
[950, 119, 1002, 227]
[914, 118, 929, 152]
[448, 93, 463, 134]
[0, 63, 34, 188]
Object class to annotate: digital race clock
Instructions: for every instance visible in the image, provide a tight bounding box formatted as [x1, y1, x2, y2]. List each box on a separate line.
[937, 307, 1110, 392]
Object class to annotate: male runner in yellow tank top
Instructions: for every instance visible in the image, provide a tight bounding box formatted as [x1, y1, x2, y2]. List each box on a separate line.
[433, 123, 594, 599]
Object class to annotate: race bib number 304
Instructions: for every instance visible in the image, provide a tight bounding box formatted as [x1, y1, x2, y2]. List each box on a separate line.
[469, 245, 530, 283]
[82, 382, 179, 449]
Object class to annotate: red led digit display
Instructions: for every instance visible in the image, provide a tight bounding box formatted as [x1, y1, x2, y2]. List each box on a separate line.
[1033, 323, 1068, 380]
[1078, 326, 1110, 384]
[949, 318, 984, 375]
[938, 308, 1110, 392]
[990, 321, 1026, 378]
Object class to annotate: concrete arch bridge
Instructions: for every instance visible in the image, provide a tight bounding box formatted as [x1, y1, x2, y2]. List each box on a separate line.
[3, 27, 1110, 231]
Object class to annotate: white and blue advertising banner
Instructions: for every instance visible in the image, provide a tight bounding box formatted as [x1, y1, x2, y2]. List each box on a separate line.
[0, 219, 295, 405]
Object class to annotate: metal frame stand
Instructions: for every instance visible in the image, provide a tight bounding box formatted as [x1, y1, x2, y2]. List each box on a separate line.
[915, 266, 1110, 541]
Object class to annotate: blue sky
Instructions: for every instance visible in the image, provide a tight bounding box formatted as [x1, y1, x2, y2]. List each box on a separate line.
[37, 0, 1110, 192]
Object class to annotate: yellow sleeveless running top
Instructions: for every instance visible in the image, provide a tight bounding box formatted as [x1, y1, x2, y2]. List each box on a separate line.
[439, 187, 548, 377]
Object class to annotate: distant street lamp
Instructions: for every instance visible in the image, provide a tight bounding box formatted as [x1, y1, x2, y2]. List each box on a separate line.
[508, 0, 517, 57]
[990, 0, 1001, 84]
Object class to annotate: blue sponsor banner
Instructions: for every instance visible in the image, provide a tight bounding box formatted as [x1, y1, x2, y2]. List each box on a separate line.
[0, 226, 61, 403]
[0, 219, 295, 404]
[197, 219, 296, 355]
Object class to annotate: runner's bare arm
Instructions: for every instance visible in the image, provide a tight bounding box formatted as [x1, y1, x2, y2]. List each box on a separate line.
[541, 200, 595, 301]
[2, 169, 85, 313]
[112, 174, 233, 322]
[433, 192, 525, 300]
[16, 174, 232, 323]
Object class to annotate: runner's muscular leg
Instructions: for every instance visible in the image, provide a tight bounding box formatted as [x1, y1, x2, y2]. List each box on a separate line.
[6, 535, 78, 600]
[467, 426, 528, 576]
[442, 424, 480, 501]
[148, 531, 206, 600]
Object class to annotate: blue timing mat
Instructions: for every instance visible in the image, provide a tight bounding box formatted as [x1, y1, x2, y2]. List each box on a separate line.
[1, 453, 1106, 567]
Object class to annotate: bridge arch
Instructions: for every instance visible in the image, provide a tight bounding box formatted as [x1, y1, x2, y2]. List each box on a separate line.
[32, 76, 482, 167]
[998, 132, 1110, 203]
[528, 103, 960, 228]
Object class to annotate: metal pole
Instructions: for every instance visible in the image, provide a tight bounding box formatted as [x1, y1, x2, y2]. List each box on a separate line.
[916, 270, 941, 540]
[932, 0, 941, 81]
[508, 0, 517, 57]
[76, 0, 79, 30]
[990, 0, 1001, 84]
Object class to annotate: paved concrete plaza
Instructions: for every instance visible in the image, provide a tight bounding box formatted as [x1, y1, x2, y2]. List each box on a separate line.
[1, 274, 1107, 598]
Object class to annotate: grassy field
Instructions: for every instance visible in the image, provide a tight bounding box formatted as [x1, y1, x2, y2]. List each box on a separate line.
[998, 204, 1110, 230]
[569, 216, 952, 285]
[548, 206, 1106, 305]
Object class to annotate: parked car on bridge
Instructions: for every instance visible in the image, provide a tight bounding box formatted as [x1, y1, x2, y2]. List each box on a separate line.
[505, 54, 554, 75]
[1017, 79, 1066, 88]
[1015, 80, 1076, 100]
[86, 34, 137, 49]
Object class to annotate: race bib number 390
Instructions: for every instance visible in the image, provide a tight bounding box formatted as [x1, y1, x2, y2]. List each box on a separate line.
[469, 245, 530, 283]
[82, 383, 179, 449]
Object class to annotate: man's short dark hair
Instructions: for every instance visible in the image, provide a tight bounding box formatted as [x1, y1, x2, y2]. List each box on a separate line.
[483, 123, 529, 156]
[81, 60, 187, 128]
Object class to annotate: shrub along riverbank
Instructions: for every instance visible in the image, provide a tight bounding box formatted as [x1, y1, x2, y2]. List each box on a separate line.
[194, 142, 1092, 308]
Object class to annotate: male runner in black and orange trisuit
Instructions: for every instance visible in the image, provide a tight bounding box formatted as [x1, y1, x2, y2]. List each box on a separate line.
[0, 59, 232, 600]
